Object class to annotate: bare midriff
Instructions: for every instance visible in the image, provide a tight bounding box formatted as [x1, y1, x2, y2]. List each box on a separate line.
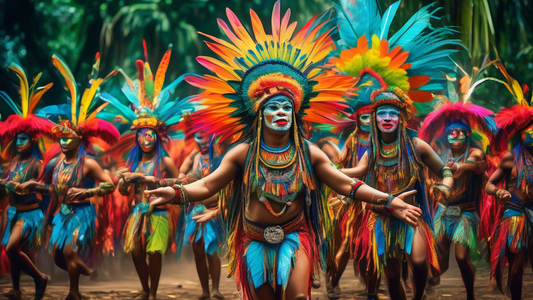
[245, 192, 305, 227]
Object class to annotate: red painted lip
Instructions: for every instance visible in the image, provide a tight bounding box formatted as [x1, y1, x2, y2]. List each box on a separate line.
[382, 124, 393, 129]
[275, 120, 288, 126]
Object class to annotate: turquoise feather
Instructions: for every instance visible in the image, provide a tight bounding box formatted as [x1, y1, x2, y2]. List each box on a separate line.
[0, 91, 22, 115]
[98, 92, 138, 122]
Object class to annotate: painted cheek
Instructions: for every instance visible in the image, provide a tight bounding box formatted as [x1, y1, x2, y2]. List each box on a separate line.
[264, 114, 274, 126]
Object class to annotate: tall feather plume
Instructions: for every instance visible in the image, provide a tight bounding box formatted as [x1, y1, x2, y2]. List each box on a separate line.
[52, 55, 78, 124]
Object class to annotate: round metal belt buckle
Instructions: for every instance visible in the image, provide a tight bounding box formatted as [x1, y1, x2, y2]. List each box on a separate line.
[264, 225, 285, 244]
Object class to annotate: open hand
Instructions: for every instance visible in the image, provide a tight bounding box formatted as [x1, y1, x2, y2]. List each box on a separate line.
[145, 186, 175, 212]
[389, 190, 421, 227]
[192, 209, 218, 223]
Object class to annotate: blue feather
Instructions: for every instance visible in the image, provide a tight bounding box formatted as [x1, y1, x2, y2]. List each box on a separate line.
[36, 104, 71, 119]
[406, 225, 414, 255]
[276, 232, 300, 289]
[246, 241, 266, 289]
[379, 0, 400, 40]
[99, 92, 138, 122]
[390, 4, 438, 47]
[121, 84, 141, 107]
[154, 73, 190, 110]
[375, 217, 386, 256]
[0, 91, 22, 115]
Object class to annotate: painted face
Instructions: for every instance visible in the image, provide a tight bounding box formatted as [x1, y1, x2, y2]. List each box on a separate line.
[16, 132, 31, 154]
[194, 131, 210, 154]
[376, 105, 400, 133]
[263, 96, 293, 132]
[59, 137, 80, 153]
[359, 113, 371, 132]
[447, 127, 468, 148]
[521, 123, 533, 148]
[137, 128, 157, 153]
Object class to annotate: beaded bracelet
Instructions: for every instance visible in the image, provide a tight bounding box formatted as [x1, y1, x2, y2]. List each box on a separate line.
[442, 167, 453, 178]
[385, 194, 394, 212]
[171, 184, 189, 207]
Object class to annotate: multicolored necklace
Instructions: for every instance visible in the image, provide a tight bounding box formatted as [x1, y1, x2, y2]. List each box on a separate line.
[11, 158, 32, 183]
[259, 140, 297, 169]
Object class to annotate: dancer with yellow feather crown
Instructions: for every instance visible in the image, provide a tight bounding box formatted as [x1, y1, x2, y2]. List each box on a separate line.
[17, 54, 118, 300]
[143, 2, 422, 299]
[100, 41, 196, 300]
[0, 64, 55, 300]
[328, 0, 460, 299]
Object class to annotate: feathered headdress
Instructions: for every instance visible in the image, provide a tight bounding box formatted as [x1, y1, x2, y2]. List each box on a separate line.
[493, 104, 533, 153]
[184, 1, 356, 142]
[41, 53, 120, 146]
[0, 64, 55, 143]
[419, 101, 496, 152]
[328, 0, 461, 128]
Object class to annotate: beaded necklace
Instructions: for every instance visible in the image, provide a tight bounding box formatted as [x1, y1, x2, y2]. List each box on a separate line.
[259, 140, 297, 168]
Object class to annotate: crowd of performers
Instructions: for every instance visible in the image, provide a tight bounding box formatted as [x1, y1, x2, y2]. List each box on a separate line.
[0, 1, 532, 300]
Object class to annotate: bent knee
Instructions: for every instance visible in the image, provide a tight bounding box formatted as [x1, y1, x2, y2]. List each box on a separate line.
[5, 245, 18, 257]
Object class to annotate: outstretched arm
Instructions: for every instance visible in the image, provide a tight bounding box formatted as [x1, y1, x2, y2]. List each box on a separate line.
[145, 143, 246, 207]
[486, 152, 513, 203]
[339, 151, 369, 179]
[310, 144, 421, 226]
[416, 138, 453, 188]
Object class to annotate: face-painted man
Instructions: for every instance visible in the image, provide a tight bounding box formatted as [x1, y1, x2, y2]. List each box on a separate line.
[194, 131, 210, 155]
[262, 96, 293, 133]
[137, 128, 157, 153]
[446, 123, 470, 150]
[16, 132, 32, 154]
[376, 105, 400, 133]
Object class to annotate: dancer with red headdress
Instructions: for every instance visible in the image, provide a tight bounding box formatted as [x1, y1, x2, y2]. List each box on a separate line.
[141, 2, 423, 299]
[17, 54, 118, 300]
[486, 103, 533, 300]
[0, 64, 55, 300]
[419, 101, 496, 300]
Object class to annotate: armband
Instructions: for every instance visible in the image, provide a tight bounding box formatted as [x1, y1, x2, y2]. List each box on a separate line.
[442, 167, 452, 178]
[171, 184, 189, 207]
[348, 180, 364, 200]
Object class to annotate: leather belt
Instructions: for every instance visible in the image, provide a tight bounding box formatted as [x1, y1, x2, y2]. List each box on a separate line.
[244, 211, 305, 244]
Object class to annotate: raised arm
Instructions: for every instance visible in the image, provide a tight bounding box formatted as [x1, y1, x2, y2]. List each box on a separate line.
[485, 151, 513, 203]
[339, 151, 369, 179]
[450, 148, 486, 177]
[310, 144, 421, 225]
[145, 143, 246, 207]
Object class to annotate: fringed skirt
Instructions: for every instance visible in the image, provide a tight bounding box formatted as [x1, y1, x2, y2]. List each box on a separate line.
[123, 203, 170, 254]
[232, 214, 318, 298]
[2, 206, 44, 247]
[184, 204, 224, 255]
[359, 211, 440, 274]
[490, 206, 532, 288]
[434, 204, 479, 257]
[50, 202, 96, 252]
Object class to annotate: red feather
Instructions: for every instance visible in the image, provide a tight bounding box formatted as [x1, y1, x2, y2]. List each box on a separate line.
[79, 118, 120, 145]
[493, 104, 533, 153]
[0, 114, 55, 143]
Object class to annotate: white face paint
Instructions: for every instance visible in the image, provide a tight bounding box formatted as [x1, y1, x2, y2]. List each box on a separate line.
[376, 105, 400, 133]
[262, 97, 293, 132]
[358, 113, 371, 132]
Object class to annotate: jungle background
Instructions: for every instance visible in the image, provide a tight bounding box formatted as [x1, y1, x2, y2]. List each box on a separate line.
[0, 0, 532, 120]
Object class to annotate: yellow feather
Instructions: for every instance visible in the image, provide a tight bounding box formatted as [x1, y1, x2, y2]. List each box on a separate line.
[8, 64, 30, 117]
[52, 55, 78, 124]
[78, 78, 103, 123]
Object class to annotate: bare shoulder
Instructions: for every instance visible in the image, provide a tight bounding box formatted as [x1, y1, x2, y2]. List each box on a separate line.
[499, 151, 515, 169]
[84, 156, 100, 168]
[309, 142, 329, 164]
[468, 148, 485, 160]
[413, 137, 432, 154]
[162, 156, 175, 166]
[224, 143, 250, 166]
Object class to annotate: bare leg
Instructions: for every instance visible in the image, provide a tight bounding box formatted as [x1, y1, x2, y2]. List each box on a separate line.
[455, 243, 476, 299]
[329, 240, 350, 288]
[207, 252, 223, 298]
[250, 283, 276, 300]
[192, 240, 210, 299]
[429, 236, 451, 285]
[405, 227, 428, 300]
[363, 256, 380, 298]
[52, 247, 67, 271]
[508, 250, 524, 300]
[384, 256, 406, 300]
[131, 237, 150, 294]
[63, 248, 91, 299]
[286, 246, 312, 300]
[148, 251, 162, 300]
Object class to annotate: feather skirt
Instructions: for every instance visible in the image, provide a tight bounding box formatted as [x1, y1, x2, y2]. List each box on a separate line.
[2, 206, 44, 248]
[490, 208, 532, 292]
[50, 203, 96, 252]
[434, 204, 480, 258]
[184, 204, 225, 255]
[123, 204, 170, 254]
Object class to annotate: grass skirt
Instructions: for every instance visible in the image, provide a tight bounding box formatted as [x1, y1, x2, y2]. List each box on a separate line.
[184, 204, 224, 255]
[434, 204, 479, 258]
[2, 206, 44, 248]
[50, 203, 96, 252]
[123, 203, 170, 254]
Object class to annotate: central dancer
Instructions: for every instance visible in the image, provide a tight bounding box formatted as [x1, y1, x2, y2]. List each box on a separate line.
[144, 2, 422, 299]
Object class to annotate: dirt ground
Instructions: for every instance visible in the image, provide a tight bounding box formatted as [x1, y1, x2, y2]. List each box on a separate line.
[0, 246, 530, 299]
